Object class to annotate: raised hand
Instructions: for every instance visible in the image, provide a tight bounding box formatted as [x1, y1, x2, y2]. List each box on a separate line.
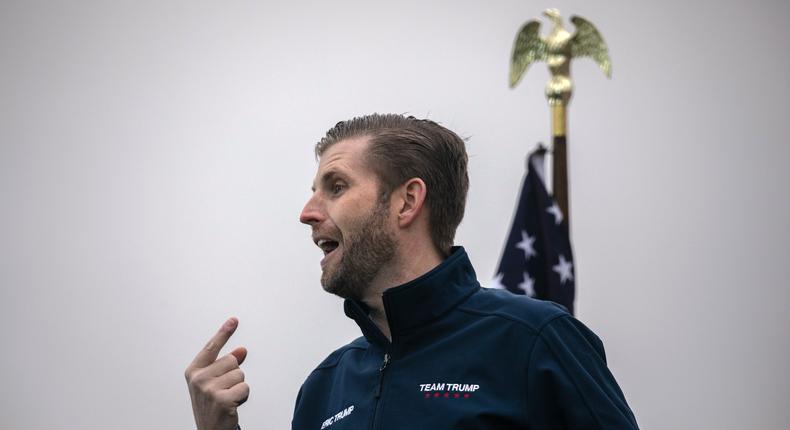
[185, 317, 249, 430]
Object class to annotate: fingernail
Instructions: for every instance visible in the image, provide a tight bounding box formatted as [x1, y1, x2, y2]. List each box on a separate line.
[225, 318, 237, 329]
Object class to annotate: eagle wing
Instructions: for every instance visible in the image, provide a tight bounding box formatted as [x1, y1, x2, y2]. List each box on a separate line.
[569, 15, 612, 78]
[510, 20, 547, 88]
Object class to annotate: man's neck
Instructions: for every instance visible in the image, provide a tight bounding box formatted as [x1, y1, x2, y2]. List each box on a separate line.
[360, 245, 445, 341]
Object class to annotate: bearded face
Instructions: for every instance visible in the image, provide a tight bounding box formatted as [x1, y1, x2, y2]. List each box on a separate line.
[320, 198, 396, 301]
[301, 137, 400, 301]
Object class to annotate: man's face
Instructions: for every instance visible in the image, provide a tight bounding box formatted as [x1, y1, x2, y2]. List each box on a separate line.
[299, 137, 397, 300]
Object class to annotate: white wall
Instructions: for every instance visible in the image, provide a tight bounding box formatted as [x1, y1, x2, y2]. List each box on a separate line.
[1, 0, 788, 428]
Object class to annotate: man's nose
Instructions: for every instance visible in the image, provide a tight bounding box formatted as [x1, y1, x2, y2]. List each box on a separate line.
[299, 194, 324, 226]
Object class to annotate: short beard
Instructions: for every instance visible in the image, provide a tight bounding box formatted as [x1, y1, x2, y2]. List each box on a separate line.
[321, 200, 396, 301]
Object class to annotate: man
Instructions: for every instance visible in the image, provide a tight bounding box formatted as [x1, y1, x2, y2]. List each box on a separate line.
[185, 114, 639, 429]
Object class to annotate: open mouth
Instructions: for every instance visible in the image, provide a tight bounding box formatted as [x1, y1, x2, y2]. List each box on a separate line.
[317, 239, 340, 257]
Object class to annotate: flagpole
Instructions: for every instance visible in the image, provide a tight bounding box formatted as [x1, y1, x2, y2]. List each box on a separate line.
[551, 105, 569, 225]
[500, 8, 610, 313]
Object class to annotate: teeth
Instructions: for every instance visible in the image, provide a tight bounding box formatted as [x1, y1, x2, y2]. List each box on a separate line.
[316, 239, 338, 253]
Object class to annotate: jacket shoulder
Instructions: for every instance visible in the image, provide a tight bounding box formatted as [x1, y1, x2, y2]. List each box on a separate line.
[457, 287, 569, 333]
[313, 336, 369, 371]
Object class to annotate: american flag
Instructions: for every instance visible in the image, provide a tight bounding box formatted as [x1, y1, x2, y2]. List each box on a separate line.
[492, 146, 576, 314]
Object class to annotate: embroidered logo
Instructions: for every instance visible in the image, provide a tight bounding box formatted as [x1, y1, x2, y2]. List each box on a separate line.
[419, 382, 480, 399]
[320, 405, 354, 429]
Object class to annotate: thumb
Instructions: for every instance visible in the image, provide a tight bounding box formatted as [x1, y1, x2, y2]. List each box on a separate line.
[230, 346, 248, 366]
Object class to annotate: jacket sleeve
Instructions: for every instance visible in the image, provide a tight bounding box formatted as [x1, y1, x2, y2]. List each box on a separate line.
[525, 315, 639, 429]
[291, 385, 305, 430]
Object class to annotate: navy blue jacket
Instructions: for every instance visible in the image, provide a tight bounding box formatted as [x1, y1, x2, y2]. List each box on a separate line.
[292, 247, 638, 429]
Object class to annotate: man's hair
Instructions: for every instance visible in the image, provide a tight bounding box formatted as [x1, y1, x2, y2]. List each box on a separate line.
[315, 113, 469, 255]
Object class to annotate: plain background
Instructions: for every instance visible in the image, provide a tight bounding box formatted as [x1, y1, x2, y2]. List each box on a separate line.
[1, 0, 789, 428]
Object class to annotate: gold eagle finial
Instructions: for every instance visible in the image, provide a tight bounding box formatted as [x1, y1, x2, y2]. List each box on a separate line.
[509, 8, 611, 106]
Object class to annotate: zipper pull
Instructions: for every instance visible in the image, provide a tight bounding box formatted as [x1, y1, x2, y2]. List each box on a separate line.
[379, 353, 391, 372]
[375, 353, 391, 398]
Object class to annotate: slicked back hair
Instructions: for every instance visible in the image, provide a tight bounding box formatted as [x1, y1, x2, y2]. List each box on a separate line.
[315, 114, 469, 256]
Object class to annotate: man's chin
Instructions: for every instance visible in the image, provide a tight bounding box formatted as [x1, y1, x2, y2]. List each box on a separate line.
[321, 270, 361, 301]
[321, 281, 353, 300]
[320, 269, 343, 296]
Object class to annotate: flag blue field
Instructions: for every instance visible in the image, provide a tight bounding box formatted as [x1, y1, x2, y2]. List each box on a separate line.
[492, 146, 576, 314]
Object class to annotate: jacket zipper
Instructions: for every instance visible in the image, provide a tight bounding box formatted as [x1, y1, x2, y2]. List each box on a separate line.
[370, 352, 391, 429]
[375, 353, 390, 397]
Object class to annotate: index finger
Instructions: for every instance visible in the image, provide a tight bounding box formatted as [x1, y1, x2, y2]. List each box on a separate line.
[190, 317, 239, 369]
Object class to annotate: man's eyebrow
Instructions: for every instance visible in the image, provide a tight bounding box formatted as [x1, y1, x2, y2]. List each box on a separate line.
[311, 170, 344, 192]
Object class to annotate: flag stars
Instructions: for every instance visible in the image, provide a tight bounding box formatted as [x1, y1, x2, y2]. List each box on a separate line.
[518, 272, 536, 297]
[493, 148, 576, 313]
[553, 254, 574, 284]
[516, 230, 537, 260]
[546, 203, 564, 225]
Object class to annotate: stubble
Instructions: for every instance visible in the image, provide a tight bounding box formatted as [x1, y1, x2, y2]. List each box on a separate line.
[321, 200, 396, 301]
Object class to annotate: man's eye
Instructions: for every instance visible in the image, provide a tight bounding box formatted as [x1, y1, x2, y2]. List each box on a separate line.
[332, 183, 345, 194]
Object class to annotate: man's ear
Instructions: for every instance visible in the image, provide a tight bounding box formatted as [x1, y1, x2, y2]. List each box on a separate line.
[396, 178, 427, 228]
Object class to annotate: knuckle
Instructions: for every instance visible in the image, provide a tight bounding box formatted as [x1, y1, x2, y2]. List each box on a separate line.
[185, 369, 203, 386]
[223, 354, 239, 368]
[196, 379, 213, 395]
[204, 385, 220, 397]
[239, 383, 250, 403]
[193, 367, 219, 385]
[190, 368, 206, 383]
[191, 371, 214, 391]
[217, 394, 236, 409]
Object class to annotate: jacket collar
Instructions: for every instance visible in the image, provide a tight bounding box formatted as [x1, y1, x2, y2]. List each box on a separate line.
[343, 246, 480, 346]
